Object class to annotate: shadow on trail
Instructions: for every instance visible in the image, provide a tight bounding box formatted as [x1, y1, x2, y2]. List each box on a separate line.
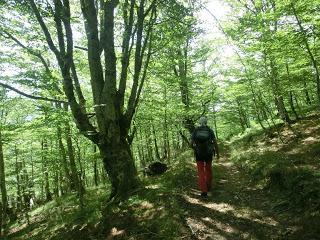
[176, 158, 287, 240]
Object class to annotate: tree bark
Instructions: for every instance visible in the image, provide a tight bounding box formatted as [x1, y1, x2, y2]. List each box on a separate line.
[151, 124, 161, 161]
[65, 122, 80, 191]
[98, 139, 140, 201]
[93, 145, 99, 187]
[0, 130, 7, 235]
[41, 140, 52, 202]
[289, 91, 299, 120]
[57, 126, 72, 191]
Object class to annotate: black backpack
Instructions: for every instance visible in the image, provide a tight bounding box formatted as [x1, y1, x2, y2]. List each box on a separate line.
[194, 127, 215, 156]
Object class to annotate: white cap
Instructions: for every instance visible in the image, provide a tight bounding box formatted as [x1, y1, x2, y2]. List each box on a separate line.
[199, 116, 207, 126]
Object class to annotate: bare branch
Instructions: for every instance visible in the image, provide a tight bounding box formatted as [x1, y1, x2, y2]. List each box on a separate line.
[74, 45, 88, 51]
[1, 30, 50, 73]
[28, 0, 61, 61]
[0, 81, 67, 104]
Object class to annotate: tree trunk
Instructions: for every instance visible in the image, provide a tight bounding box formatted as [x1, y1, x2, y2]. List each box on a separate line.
[151, 124, 161, 161]
[41, 140, 52, 202]
[294, 94, 304, 117]
[174, 45, 195, 134]
[57, 126, 72, 191]
[65, 123, 80, 192]
[292, 3, 320, 107]
[0, 130, 7, 235]
[303, 81, 312, 105]
[145, 128, 154, 163]
[28, 0, 154, 202]
[213, 109, 219, 140]
[98, 139, 140, 201]
[289, 91, 299, 120]
[246, 75, 266, 130]
[15, 145, 22, 210]
[93, 145, 99, 187]
[269, 57, 291, 123]
[0, 201, 2, 236]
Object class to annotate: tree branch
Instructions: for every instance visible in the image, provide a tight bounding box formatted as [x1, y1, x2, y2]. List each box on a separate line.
[1, 30, 50, 73]
[126, 3, 156, 126]
[80, 0, 105, 101]
[74, 45, 88, 51]
[28, 0, 61, 61]
[118, 0, 136, 111]
[0, 81, 67, 104]
[125, 0, 146, 120]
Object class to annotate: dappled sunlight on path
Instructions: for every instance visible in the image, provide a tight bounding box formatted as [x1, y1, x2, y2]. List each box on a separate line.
[178, 158, 284, 240]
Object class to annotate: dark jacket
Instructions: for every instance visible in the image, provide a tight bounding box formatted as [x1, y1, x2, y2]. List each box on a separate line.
[191, 126, 216, 162]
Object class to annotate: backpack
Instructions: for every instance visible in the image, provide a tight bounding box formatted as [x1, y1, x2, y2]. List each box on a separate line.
[194, 127, 215, 156]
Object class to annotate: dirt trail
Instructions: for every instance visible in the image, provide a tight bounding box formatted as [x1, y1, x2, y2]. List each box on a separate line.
[176, 157, 297, 240]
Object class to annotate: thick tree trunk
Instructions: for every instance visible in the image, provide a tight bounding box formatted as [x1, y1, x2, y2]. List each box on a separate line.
[29, 0, 155, 203]
[99, 139, 140, 201]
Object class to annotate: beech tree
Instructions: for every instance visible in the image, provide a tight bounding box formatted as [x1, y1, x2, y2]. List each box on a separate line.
[1, 0, 158, 201]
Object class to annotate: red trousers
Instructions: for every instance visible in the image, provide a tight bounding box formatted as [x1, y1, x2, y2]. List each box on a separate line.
[196, 161, 212, 193]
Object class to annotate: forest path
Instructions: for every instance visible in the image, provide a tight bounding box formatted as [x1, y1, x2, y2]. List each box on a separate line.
[176, 156, 295, 240]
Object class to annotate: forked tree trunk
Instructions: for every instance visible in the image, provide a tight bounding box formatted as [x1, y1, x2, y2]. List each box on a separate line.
[29, 0, 155, 202]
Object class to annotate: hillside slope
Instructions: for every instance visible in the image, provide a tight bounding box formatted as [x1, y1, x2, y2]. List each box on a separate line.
[5, 116, 320, 239]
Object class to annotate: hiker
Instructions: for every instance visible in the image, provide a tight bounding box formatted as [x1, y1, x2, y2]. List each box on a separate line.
[191, 116, 219, 197]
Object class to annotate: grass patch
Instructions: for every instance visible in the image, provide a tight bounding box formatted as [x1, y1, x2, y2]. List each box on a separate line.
[229, 116, 320, 216]
[7, 187, 109, 240]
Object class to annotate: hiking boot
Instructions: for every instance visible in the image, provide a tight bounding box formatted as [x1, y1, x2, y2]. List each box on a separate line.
[200, 192, 207, 198]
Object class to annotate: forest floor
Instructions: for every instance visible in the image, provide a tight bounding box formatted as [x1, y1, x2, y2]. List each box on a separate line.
[173, 156, 317, 240]
[4, 116, 320, 240]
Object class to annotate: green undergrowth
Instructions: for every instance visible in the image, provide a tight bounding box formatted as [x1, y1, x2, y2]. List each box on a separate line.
[6, 186, 109, 240]
[100, 150, 194, 239]
[6, 151, 195, 240]
[229, 115, 320, 217]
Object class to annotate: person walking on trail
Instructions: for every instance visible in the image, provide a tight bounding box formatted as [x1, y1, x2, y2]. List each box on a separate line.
[191, 116, 219, 197]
